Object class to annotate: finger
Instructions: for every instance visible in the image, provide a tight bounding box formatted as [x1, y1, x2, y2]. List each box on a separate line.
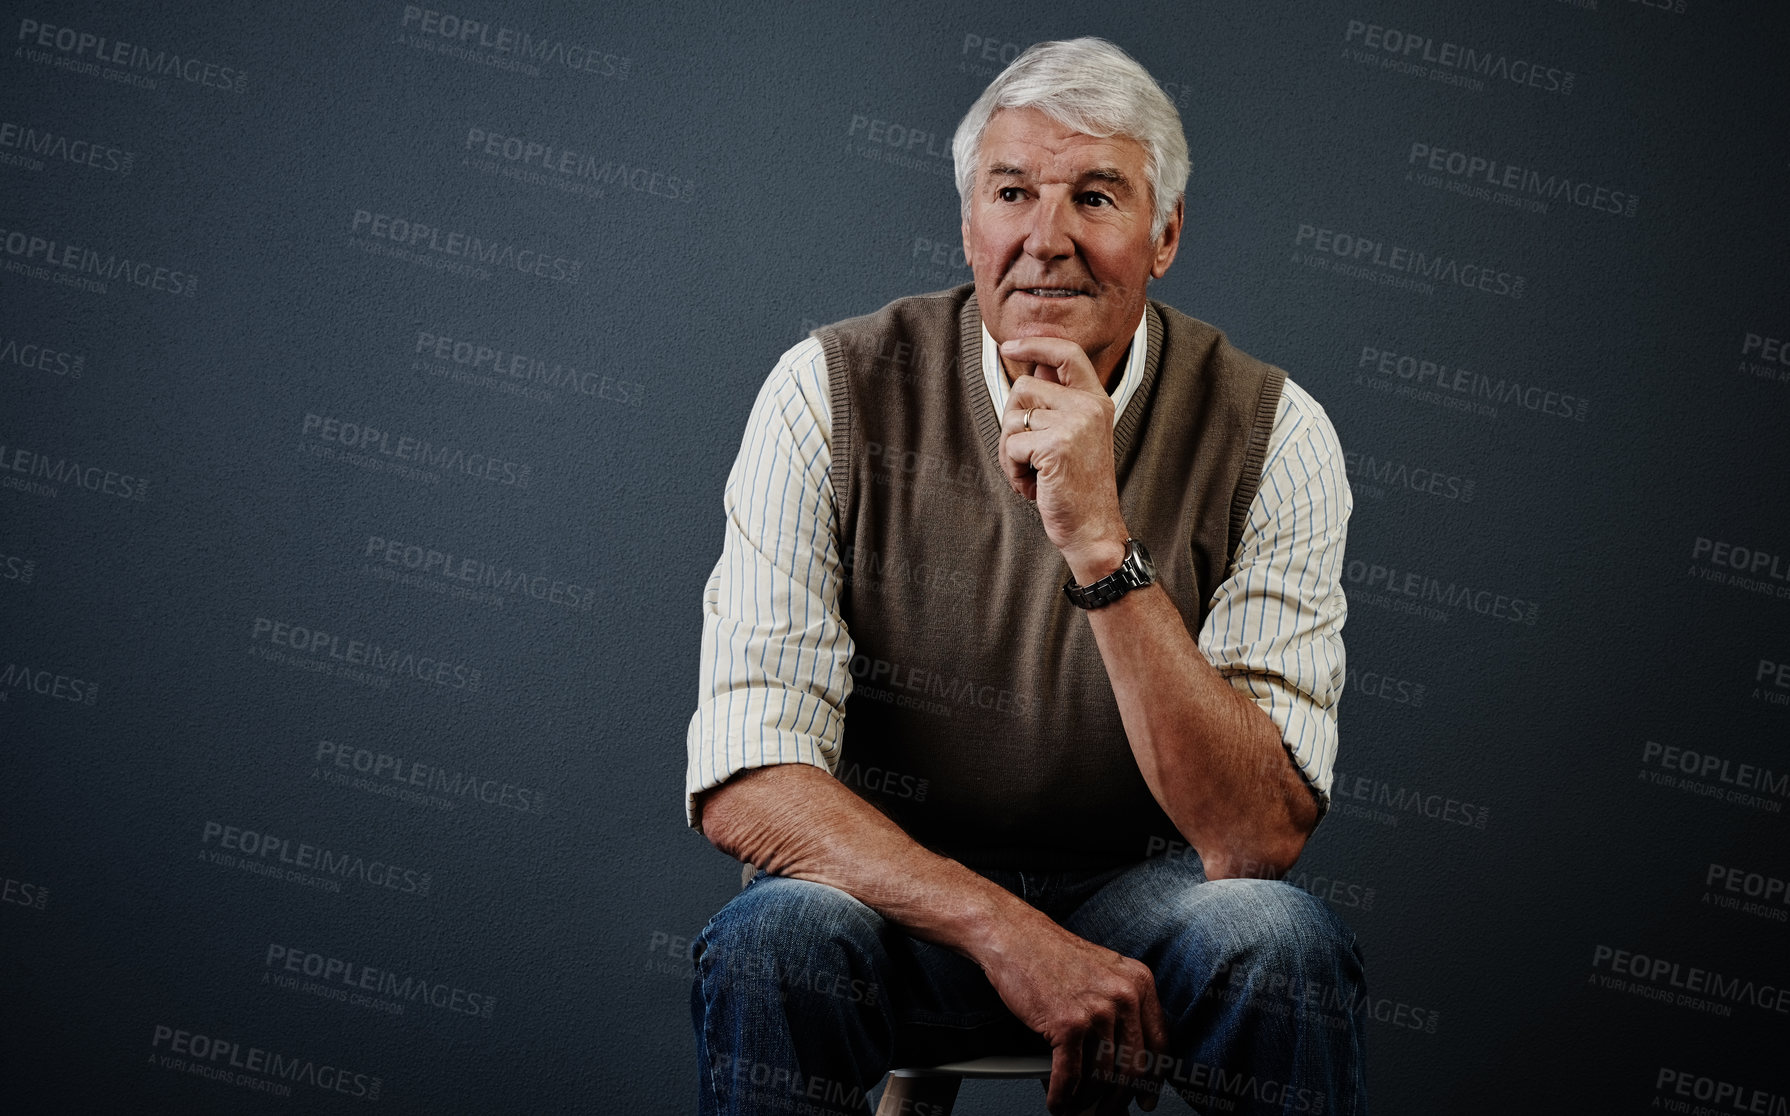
[1006, 372, 1077, 413]
[1091, 1017, 1117, 1096]
[1088, 1023, 1120, 1114]
[1139, 981, 1172, 1108]
[1048, 1037, 1081, 1116]
[1003, 406, 1051, 437]
[1002, 430, 1039, 494]
[998, 335, 1082, 375]
[1113, 1002, 1155, 1110]
[1135, 1041, 1163, 1113]
[1000, 336, 1103, 395]
[1140, 979, 1171, 1062]
[999, 430, 1037, 500]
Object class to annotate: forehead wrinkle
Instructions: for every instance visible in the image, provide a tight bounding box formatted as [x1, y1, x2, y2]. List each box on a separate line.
[980, 160, 1139, 200]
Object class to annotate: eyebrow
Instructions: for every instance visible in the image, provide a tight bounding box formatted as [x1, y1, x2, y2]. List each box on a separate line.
[984, 163, 1136, 194]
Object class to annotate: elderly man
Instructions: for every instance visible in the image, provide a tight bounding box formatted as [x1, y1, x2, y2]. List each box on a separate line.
[685, 37, 1364, 1116]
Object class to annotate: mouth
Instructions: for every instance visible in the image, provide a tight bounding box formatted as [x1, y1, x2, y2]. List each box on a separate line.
[1014, 286, 1089, 299]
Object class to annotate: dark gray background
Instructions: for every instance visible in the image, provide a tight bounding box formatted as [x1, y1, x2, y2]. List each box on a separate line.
[3, 0, 1786, 1112]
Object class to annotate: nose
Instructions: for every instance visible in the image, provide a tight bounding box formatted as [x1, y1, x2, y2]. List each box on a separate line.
[1022, 190, 1075, 262]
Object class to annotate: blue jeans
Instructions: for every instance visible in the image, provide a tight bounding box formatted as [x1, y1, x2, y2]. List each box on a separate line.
[689, 853, 1368, 1115]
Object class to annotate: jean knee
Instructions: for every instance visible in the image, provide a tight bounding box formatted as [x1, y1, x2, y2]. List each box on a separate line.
[1163, 880, 1362, 1007]
[1215, 879, 1355, 958]
[694, 876, 890, 993]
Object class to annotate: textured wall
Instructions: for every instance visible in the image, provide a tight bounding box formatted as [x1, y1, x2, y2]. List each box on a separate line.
[3, 1, 1786, 1112]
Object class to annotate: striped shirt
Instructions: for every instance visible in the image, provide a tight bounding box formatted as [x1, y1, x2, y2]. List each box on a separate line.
[686, 312, 1351, 829]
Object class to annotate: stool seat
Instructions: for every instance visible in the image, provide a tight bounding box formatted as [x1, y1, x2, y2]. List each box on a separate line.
[877, 1054, 1079, 1115]
[887, 1054, 1053, 1079]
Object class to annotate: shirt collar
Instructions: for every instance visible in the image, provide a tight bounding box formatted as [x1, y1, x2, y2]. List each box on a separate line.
[981, 310, 1148, 427]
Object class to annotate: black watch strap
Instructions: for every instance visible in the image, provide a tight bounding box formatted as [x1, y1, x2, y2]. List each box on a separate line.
[1063, 538, 1156, 609]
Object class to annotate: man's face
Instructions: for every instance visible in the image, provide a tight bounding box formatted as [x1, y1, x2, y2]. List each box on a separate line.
[962, 106, 1182, 384]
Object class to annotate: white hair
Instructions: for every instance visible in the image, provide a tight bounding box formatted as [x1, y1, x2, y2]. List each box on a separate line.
[952, 37, 1190, 240]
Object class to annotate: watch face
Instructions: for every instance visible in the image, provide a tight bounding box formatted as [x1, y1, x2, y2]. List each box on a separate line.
[1127, 539, 1156, 584]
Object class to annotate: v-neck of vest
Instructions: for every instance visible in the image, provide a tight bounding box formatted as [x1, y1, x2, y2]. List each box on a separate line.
[958, 293, 1165, 481]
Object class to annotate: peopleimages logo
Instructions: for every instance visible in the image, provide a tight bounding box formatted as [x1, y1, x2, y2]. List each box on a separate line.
[1692, 537, 1790, 581]
[1294, 223, 1525, 299]
[0, 547, 37, 585]
[299, 413, 533, 489]
[1688, 536, 1790, 601]
[0, 120, 134, 175]
[263, 943, 496, 1020]
[1148, 838, 1379, 912]
[848, 652, 1037, 719]
[313, 739, 549, 816]
[250, 615, 485, 693]
[149, 1024, 380, 1102]
[846, 113, 955, 179]
[349, 209, 580, 284]
[1342, 19, 1576, 95]
[463, 126, 694, 201]
[1639, 739, 1786, 812]
[1705, 863, 1790, 925]
[838, 761, 929, 804]
[412, 330, 644, 407]
[397, 6, 631, 79]
[200, 820, 433, 897]
[1345, 664, 1426, 708]
[15, 17, 248, 92]
[911, 235, 965, 264]
[1356, 345, 1588, 422]
[1331, 770, 1490, 829]
[0, 660, 98, 705]
[1343, 450, 1474, 503]
[848, 114, 952, 160]
[1406, 142, 1638, 217]
[1654, 1069, 1785, 1116]
[1095, 1046, 1329, 1112]
[1343, 558, 1539, 625]
[0, 438, 148, 501]
[0, 332, 85, 379]
[0, 223, 197, 296]
[1738, 331, 1790, 385]
[2, 873, 50, 912]
[841, 543, 979, 599]
[1591, 945, 1790, 1018]
[1758, 658, 1790, 708]
[362, 533, 596, 613]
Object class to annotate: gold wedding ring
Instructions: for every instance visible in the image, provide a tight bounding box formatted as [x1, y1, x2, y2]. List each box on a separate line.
[1023, 407, 1035, 432]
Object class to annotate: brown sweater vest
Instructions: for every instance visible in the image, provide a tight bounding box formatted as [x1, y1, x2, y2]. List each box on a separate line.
[817, 284, 1284, 870]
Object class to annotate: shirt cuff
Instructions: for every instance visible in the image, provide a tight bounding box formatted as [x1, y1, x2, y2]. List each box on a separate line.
[685, 725, 839, 832]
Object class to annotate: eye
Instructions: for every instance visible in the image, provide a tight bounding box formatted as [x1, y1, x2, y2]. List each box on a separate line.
[1079, 192, 1113, 208]
[997, 186, 1026, 202]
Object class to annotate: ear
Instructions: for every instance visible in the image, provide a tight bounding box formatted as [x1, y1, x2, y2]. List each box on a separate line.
[1150, 196, 1184, 280]
[961, 214, 974, 271]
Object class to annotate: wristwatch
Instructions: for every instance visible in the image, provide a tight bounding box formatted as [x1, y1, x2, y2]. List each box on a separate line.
[1063, 538, 1156, 609]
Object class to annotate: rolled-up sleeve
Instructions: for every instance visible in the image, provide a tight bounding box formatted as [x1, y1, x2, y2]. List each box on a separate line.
[1199, 378, 1352, 814]
[685, 338, 853, 830]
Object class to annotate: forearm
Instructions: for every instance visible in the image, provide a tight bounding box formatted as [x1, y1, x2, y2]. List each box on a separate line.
[698, 763, 1054, 967]
[1072, 562, 1316, 878]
